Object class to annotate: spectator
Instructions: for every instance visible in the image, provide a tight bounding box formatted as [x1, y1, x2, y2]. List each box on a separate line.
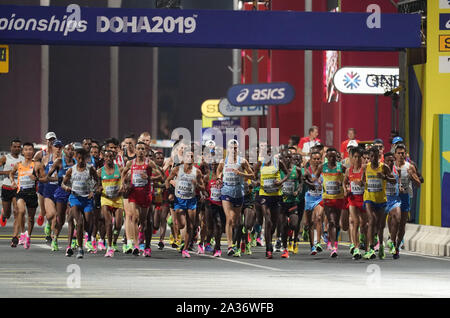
[288, 135, 300, 150]
[298, 126, 321, 160]
[340, 128, 359, 159]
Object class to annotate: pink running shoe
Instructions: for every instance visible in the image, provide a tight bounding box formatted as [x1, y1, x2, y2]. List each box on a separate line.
[143, 248, 152, 257]
[327, 241, 332, 250]
[98, 241, 106, 251]
[138, 232, 145, 245]
[105, 248, 114, 258]
[374, 241, 380, 252]
[18, 233, 26, 245]
[24, 236, 31, 249]
[182, 250, 191, 258]
[213, 249, 222, 257]
[197, 244, 205, 254]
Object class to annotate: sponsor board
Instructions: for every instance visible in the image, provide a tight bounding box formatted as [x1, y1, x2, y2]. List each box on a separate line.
[227, 83, 295, 106]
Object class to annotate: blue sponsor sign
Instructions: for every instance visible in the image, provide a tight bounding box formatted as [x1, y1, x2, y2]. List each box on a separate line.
[440, 14, 450, 30]
[227, 83, 295, 106]
[0, 5, 421, 50]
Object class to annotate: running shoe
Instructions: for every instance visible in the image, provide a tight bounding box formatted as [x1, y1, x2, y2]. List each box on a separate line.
[86, 241, 95, 253]
[138, 232, 145, 245]
[322, 232, 329, 244]
[245, 242, 252, 255]
[266, 251, 273, 259]
[97, 240, 106, 251]
[65, 247, 73, 257]
[143, 248, 152, 257]
[197, 243, 205, 254]
[302, 227, 309, 242]
[105, 248, 114, 258]
[167, 215, 173, 227]
[256, 237, 263, 247]
[227, 246, 235, 256]
[400, 239, 405, 250]
[288, 241, 294, 253]
[393, 248, 400, 260]
[182, 250, 191, 258]
[310, 246, 317, 255]
[378, 244, 385, 260]
[92, 240, 98, 253]
[169, 234, 174, 245]
[51, 240, 59, 251]
[293, 242, 299, 255]
[349, 243, 355, 255]
[387, 239, 396, 254]
[233, 249, 241, 257]
[71, 239, 77, 249]
[177, 241, 185, 253]
[18, 233, 25, 245]
[158, 241, 165, 250]
[352, 248, 362, 260]
[124, 243, 133, 254]
[205, 243, 213, 253]
[112, 243, 119, 252]
[0, 213, 7, 227]
[240, 242, 246, 254]
[172, 242, 178, 249]
[281, 249, 289, 258]
[213, 249, 222, 257]
[374, 241, 380, 252]
[210, 238, 215, 246]
[139, 243, 145, 252]
[132, 247, 140, 256]
[250, 233, 257, 247]
[152, 229, 158, 235]
[44, 222, 51, 236]
[11, 236, 18, 248]
[327, 241, 332, 251]
[24, 237, 31, 249]
[363, 249, 376, 260]
[76, 248, 84, 259]
[84, 234, 88, 248]
[37, 214, 44, 226]
[315, 243, 323, 252]
[330, 248, 338, 258]
[275, 238, 282, 252]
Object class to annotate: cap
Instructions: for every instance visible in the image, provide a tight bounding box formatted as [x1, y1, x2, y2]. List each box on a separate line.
[205, 140, 216, 148]
[227, 139, 239, 147]
[347, 140, 358, 149]
[53, 140, 63, 148]
[373, 138, 384, 145]
[392, 136, 404, 144]
[72, 142, 83, 150]
[45, 132, 57, 140]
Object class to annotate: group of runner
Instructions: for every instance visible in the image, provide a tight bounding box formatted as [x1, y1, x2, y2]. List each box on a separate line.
[0, 131, 423, 260]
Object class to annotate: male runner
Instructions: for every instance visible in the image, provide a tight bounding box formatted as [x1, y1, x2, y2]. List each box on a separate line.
[152, 151, 170, 250]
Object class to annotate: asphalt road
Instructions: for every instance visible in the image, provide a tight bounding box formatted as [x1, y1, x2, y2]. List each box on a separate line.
[1, 222, 450, 298]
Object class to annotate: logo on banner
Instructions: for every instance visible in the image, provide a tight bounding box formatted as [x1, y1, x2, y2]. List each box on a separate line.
[440, 0, 450, 9]
[343, 72, 361, 90]
[227, 83, 295, 106]
[440, 14, 450, 30]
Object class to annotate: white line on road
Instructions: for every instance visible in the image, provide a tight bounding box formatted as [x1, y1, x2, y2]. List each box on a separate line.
[34, 244, 51, 250]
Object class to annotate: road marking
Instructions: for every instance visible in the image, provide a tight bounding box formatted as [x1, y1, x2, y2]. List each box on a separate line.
[34, 244, 51, 250]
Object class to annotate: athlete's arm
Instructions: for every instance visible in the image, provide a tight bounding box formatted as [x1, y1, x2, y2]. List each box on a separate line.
[33, 150, 43, 162]
[62, 168, 72, 192]
[9, 163, 18, 189]
[46, 158, 61, 182]
[196, 169, 206, 192]
[410, 160, 424, 183]
[121, 160, 132, 181]
[343, 169, 350, 195]
[407, 164, 422, 187]
[381, 165, 395, 184]
[165, 166, 179, 189]
[0, 155, 8, 175]
[275, 160, 289, 186]
[148, 160, 164, 181]
[252, 161, 262, 181]
[96, 168, 103, 194]
[35, 162, 47, 183]
[216, 161, 224, 180]
[89, 166, 100, 198]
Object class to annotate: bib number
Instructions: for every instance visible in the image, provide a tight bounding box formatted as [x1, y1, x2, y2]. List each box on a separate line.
[325, 181, 341, 195]
[367, 179, 382, 193]
[350, 181, 364, 195]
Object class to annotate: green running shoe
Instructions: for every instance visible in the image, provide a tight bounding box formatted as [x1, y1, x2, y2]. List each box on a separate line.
[86, 241, 94, 252]
[112, 243, 119, 252]
[210, 238, 215, 246]
[250, 233, 257, 247]
[233, 249, 241, 257]
[349, 243, 355, 255]
[177, 241, 185, 253]
[363, 249, 376, 260]
[387, 239, 396, 254]
[167, 215, 173, 227]
[378, 244, 385, 259]
[44, 223, 51, 236]
[123, 243, 133, 254]
[374, 234, 379, 246]
[51, 239, 59, 251]
[352, 248, 361, 260]
[245, 242, 252, 255]
[71, 239, 77, 249]
[315, 243, 323, 252]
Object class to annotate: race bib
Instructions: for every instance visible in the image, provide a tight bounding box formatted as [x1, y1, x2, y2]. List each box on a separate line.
[105, 185, 119, 198]
[132, 171, 148, 187]
[385, 182, 397, 196]
[282, 181, 296, 195]
[210, 187, 222, 201]
[263, 178, 278, 193]
[308, 184, 322, 196]
[367, 179, 382, 193]
[350, 181, 364, 195]
[223, 168, 240, 185]
[72, 181, 89, 196]
[177, 180, 194, 198]
[325, 180, 341, 195]
[20, 175, 35, 189]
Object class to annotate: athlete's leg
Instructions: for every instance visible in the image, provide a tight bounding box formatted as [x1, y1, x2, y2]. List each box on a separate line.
[340, 208, 349, 232]
[158, 205, 169, 244]
[313, 205, 324, 246]
[102, 206, 113, 248]
[13, 199, 26, 240]
[54, 202, 67, 240]
[398, 211, 408, 248]
[44, 198, 57, 238]
[349, 206, 360, 248]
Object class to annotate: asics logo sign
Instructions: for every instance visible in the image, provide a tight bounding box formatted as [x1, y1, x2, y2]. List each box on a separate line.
[236, 89, 249, 102]
[440, 14, 450, 30]
[227, 83, 294, 106]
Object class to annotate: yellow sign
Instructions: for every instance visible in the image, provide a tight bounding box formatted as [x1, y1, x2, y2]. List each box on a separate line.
[201, 99, 223, 117]
[439, 35, 450, 52]
[0, 45, 8, 73]
[202, 115, 218, 128]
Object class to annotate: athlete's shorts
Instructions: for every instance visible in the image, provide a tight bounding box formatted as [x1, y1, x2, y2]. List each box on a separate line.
[320, 198, 346, 210]
[221, 195, 244, 207]
[282, 201, 298, 215]
[305, 194, 322, 211]
[100, 195, 123, 209]
[208, 202, 226, 225]
[364, 200, 387, 211]
[69, 195, 94, 213]
[386, 196, 401, 213]
[128, 187, 151, 208]
[348, 193, 365, 211]
[43, 183, 58, 202]
[1, 187, 16, 202]
[17, 189, 38, 209]
[258, 195, 282, 208]
[243, 194, 254, 210]
[37, 182, 45, 196]
[54, 186, 70, 204]
[399, 193, 411, 212]
[174, 196, 197, 211]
